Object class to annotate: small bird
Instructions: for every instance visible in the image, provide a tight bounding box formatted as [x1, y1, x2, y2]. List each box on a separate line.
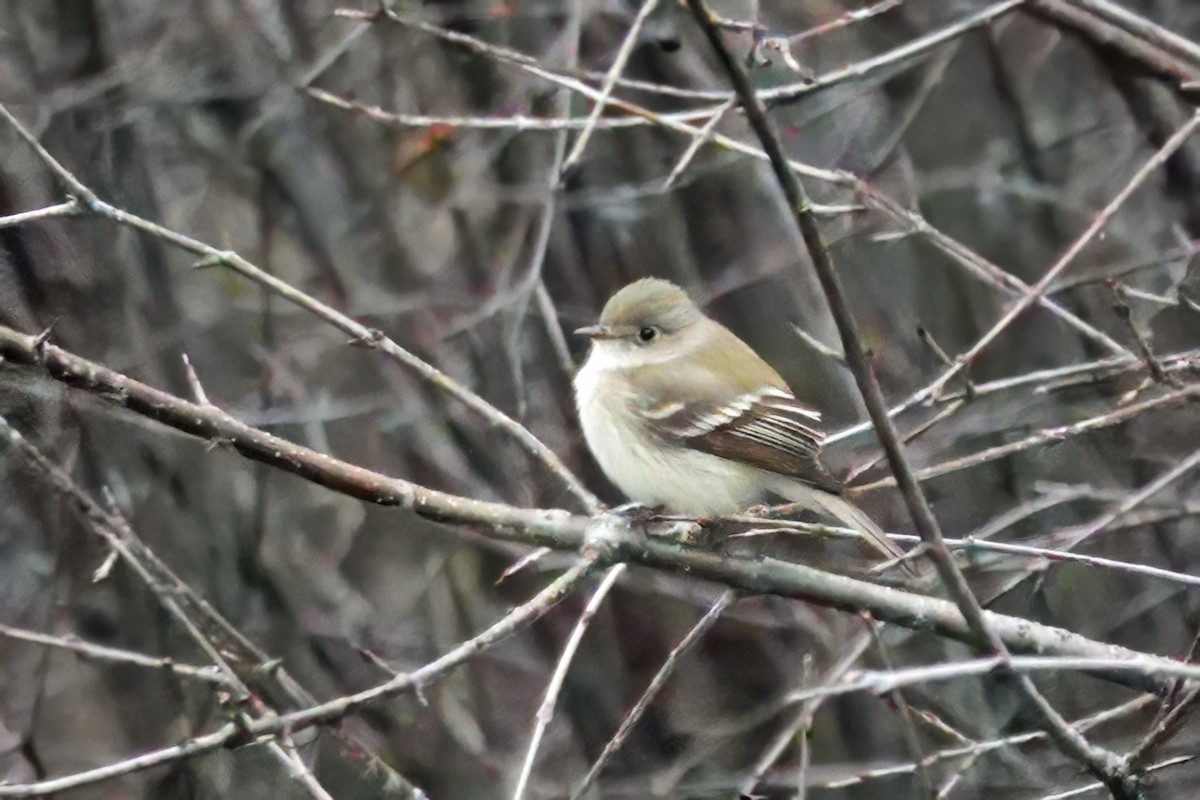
[573, 277, 904, 564]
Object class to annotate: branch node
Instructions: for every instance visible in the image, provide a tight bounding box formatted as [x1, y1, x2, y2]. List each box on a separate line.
[349, 327, 387, 348]
[582, 513, 637, 564]
[32, 321, 57, 356]
[256, 657, 284, 678]
[192, 252, 232, 270]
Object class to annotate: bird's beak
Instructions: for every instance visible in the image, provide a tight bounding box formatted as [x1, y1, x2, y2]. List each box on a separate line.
[574, 324, 615, 340]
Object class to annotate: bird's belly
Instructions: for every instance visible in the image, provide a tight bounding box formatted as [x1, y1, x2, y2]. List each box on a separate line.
[578, 393, 762, 515]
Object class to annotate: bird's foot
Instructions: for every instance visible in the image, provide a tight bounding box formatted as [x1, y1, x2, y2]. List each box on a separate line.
[744, 501, 804, 519]
[608, 500, 664, 523]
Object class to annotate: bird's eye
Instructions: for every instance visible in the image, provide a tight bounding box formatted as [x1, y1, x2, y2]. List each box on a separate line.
[638, 326, 659, 343]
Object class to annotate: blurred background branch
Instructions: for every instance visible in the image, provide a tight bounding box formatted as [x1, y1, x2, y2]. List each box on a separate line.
[3, 1, 1200, 798]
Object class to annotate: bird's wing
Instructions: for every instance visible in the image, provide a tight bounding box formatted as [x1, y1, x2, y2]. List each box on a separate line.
[636, 384, 844, 494]
[621, 320, 844, 494]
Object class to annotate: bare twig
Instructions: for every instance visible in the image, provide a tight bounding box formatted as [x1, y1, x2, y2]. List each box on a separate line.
[763, 0, 1026, 106]
[740, 632, 872, 798]
[0, 424, 349, 800]
[1025, 0, 1200, 97]
[305, 86, 712, 132]
[559, 0, 662, 177]
[0, 723, 240, 798]
[662, 97, 736, 190]
[503, 0, 582, 423]
[865, 617, 936, 798]
[725, 516, 1200, 588]
[684, 1, 1135, 793]
[782, 656, 1200, 707]
[855, 385, 1200, 491]
[0, 102, 601, 513]
[571, 590, 737, 799]
[0, 541, 596, 798]
[1036, 756, 1193, 800]
[911, 110, 1200, 407]
[817, 695, 1155, 791]
[1123, 681, 1200, 775]
[363, 9, 1132, 360]
[0, 623, 225, 685]
[0, 325, 1186, 697]
[512, 564, 627, 800]
[827, 346, 1200, 447]
[1065, 447, 1200, 561]
[1109, 281, 1182, 387]
[0, 200, 81, 229]
[788, 0, 902, 45]
[790, 323, 847, 367]
[534, 281, 576, 376]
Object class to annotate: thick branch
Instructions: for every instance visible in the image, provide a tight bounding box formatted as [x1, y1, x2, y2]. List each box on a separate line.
[1025, 0, 1200, 99]
[683, 1, 1137, 794]
[0, 323, 1189, 699]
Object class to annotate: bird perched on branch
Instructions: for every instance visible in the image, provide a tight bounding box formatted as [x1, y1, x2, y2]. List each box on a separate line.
[573, 277, 905, 566]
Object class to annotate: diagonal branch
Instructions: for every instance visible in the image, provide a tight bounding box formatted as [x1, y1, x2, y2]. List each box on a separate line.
[559, 0, 662, 177]
[0, 321, 1187, 699]
[374, 9, 1132, 359]
[682, 1, 1137, 795]
[512, 564, 627, 800]
[913, 110, 1200, 405]
[1025, 0, 1200, 98]
[0, 102, 600, 514]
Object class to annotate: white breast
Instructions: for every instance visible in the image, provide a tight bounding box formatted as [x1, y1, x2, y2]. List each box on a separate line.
[574, 355, 764, 515]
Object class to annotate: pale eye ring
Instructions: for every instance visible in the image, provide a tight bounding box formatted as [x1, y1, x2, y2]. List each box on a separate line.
[637, 326, 659, 343]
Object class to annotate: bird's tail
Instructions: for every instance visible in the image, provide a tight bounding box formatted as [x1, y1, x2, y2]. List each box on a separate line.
[809, 491, 903, 558]
[774, 480, 911, 571]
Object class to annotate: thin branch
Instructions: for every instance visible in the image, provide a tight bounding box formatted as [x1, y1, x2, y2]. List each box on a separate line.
[0, 200, 81, 229]
[725, 518, 1200, 589]
[0, 623, 225, 685]
[662, 96, 736, 190]
[1109, 281, 1182, 387]
[855, 384, 1200, 491]
[0, 549, 595, 798]
[740, 632, 872, 798]
[274, 738, 336, 800]
[347, 1, 1022, 108]
[513, 564, 627, 799]
[1065, 447, 1200, 560]
[1065, 0, 1200, 66]
[865, 618, 936, 798]
[0, 724, 240, 799]
[826, 347, 1199, 447]
[366, 9, 1133, 360]
[790, 323, 847, 367]
[817, 695, 1155, 791]
[1025, 0, 1200, 97]
[1123, 681, 1200, 774]
[783, 655, 1200, 707]
[762, 0, 1027, 106]
[534, 281, 576, 376]
[1035, 756, 1193, 800]
[0, 426, 342, 799]
[570, 590, 737, 799]
[559, 0, 662, 177]
[788, 0, 902, 45]
[911, 110, 1200, 406]
[861, 187, 1131, 358]
[0, 102, 600, 514]
[0, 413, 429, 795]
[683, 2, 1134, 793]
[305, 86, 713, 132]
[0, 325, 1190, 697]
[504, 0, 582, 423]
[0, 322, 590, 542]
